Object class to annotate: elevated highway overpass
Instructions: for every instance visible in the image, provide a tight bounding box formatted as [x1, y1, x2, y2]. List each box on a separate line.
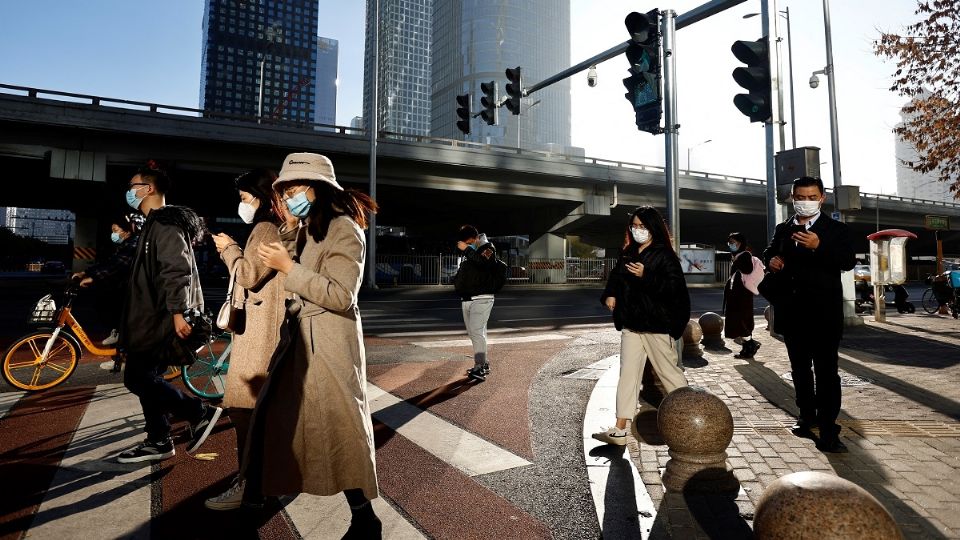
[1, 83, 958, 264]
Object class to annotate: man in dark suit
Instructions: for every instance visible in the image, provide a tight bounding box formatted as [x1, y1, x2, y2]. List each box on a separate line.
[762, 176, 856, 453]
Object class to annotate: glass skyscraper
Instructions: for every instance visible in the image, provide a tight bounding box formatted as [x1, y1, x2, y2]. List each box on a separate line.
[363, 0, 433, 136]
[315, 36, 339, 127]
[431, 0, 571, 150]
[200, 0, 318, 123]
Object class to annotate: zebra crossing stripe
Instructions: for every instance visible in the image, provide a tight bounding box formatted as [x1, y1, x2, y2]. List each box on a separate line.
[367, 383, 532, 476]
[0, 391, 24, 420]
[26, 384, 153, 539]
[284, 493, 425, 539]
[411, 333, 571, 348]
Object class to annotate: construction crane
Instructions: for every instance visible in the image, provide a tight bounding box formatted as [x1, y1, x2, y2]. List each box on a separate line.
[272, 76, 312, 121]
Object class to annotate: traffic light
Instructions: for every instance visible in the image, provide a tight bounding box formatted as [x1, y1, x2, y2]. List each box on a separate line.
[731, 38, 771, 122]
[622, 10, 662, 134]
[456, 93, 471, 135]
[505, 67, 522, 115]
[480, 81, 498, 126]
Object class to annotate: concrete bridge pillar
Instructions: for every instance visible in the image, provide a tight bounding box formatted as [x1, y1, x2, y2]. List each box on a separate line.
[71, 215, 100, 273]
[528, 233, 567, 284]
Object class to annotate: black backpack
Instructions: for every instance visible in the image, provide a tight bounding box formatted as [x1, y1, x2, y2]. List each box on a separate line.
[490, 256, 509, 293]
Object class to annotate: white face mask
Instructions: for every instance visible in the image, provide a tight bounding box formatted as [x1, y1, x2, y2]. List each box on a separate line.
[237, 201, 258, 224]
[631, 228, 651, 244]
[793, 199, 821, 218]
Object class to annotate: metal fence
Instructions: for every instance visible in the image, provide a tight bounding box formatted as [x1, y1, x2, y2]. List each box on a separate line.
[375, 255, 620, 286]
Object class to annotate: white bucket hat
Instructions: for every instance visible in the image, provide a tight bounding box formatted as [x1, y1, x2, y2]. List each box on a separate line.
[274, 152, 343, 191]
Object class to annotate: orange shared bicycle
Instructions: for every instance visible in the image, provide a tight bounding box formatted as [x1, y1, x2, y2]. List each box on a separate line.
[2, 281, 180, 392]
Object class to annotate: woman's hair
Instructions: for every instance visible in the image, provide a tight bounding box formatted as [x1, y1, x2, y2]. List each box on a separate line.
[728, 232, 748, 253]
[624, 206, 676, 256]
[235, 169, 282, 225]
[303, 182, 379, 242]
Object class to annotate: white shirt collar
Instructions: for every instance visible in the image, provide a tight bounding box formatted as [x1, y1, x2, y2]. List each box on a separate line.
[793, 211, 821, 229]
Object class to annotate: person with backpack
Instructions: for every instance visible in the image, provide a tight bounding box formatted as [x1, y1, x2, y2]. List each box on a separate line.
[454, 225, 506, 382]
[724, 232, 762, 359]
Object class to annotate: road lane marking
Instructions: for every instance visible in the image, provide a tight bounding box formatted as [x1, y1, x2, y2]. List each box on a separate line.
[0, 391, 25, 420]
[284, 493, 425, 539]
[367, 383, 531, 477]
[583, 355, 656, 539]
[27, 384, 152, 539]
[411, 333, 571, 348]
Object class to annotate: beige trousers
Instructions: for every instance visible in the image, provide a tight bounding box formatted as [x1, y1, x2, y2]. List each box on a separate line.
[616, 330, 688, 419]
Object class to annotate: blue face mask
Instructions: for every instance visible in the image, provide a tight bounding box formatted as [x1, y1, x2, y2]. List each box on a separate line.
[111, 232, 123, 244]
[728, 242, 738, 252]
[126, 187, 145, 210]
[285, 190, 313, 218]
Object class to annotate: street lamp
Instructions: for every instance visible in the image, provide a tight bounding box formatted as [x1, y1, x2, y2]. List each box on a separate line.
[744, 7, 796, 148]
[686, 139, 712, 170]
[808, 0, 843, 221]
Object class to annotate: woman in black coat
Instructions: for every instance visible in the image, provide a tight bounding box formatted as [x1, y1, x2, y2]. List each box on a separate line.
[723, 232, 760, 359]
[593, 206, 691, 446]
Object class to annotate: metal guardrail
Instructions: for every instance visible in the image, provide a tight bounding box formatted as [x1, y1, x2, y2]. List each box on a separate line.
[2, 81, 958, 209]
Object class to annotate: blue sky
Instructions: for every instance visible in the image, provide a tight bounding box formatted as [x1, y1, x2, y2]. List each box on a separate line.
[0, 0, 920, 194]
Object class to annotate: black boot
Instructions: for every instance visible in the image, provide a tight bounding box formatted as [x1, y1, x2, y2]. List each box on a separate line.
[342, 502, 382, 539]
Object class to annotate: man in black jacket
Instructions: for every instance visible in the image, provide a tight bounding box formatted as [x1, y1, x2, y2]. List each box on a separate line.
[454, 225, 500, 382]
[762, 176, 856, 453]
[116, 166, 222, 463]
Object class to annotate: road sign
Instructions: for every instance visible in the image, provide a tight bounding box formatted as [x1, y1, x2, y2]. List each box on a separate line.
[924, 215, 950, 230]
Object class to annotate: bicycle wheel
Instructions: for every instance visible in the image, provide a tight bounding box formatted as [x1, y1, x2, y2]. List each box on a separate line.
[921, 288, 939, 314]
[181, 335, 230, 400]
[3, 331, 80, 391]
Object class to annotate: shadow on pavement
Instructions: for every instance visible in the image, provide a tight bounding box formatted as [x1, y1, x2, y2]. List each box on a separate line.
[372, 371, 479, 450]
[837, 352, 960, 421]
[842, 322, 960, 368]
[589, 444, 643, 538]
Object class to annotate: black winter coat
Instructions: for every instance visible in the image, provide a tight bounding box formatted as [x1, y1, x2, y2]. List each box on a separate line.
[120, 206, 205, 355]
[761, 214, 855, 339]
[454, 241, 499, 300]
[601, 244, 691, 340]
[723, 250, 756, 339]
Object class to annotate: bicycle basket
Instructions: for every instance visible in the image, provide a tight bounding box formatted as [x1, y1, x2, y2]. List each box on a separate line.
[29, 294, 57, 324]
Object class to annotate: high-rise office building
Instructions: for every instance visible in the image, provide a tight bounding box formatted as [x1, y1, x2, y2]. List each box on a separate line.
[431, 1, 571, 150]
[315, 36, 339, 127]
[362, 0, 433, 136]
[200, 0, 318, 123]
[895, 95, 954, 203]
[3, 208, 74, 244]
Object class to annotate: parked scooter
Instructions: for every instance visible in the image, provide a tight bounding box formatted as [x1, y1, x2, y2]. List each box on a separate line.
[855, 281, 915, 314]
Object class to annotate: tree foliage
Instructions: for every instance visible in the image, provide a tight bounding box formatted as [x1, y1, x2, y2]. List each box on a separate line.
[874, 0, 960, 196]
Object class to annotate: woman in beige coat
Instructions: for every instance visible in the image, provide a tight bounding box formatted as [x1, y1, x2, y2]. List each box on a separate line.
[206, 169, 286, 510]
[254, 153, 381, 538]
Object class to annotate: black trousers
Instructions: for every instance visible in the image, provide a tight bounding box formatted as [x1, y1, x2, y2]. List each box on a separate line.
[124, 352, 203, 442]
[783, 333, 842, 437]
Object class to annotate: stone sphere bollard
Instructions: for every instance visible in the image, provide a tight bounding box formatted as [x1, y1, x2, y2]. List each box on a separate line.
[681, 320, 703, 357]
[698, 312, 724, 347]
[754, 471, 903, 539]
[658, 386, 739, 493]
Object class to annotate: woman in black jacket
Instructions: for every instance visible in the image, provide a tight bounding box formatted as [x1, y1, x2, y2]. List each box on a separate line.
[723, 232, 760, 359]
[593, 206, 691, 446]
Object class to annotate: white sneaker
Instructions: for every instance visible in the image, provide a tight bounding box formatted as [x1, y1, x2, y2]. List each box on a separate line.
[101, 329, 119, 346]
[205, 478, 244, 511]
[591, 427, 628, 446]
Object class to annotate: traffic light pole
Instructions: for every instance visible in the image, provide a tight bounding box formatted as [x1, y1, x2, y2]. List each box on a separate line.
[366, 0, 379, 290]
[762, 0, 787, 243]
[661, 10, 681, 252]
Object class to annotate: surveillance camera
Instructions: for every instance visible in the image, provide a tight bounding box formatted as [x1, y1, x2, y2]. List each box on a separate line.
[809, 74, 820, 89]
[587, 66, 598, 87]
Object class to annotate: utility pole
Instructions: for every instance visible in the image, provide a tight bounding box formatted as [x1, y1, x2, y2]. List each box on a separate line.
[366, 0, 379, 289]
[822, 0, 843, 220]
[661, 10, 680, 252]
[762, 0, 787, 242]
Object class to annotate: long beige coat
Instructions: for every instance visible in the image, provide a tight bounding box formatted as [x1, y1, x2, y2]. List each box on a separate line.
[219, 222, 285, 409]
[256, 216, 378, 500]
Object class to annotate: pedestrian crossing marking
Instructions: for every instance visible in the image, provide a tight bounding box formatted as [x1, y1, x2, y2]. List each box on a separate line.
[0, 391, 24, 420]
[411, 333, 571, 349]
[367, 383, 532, 476]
